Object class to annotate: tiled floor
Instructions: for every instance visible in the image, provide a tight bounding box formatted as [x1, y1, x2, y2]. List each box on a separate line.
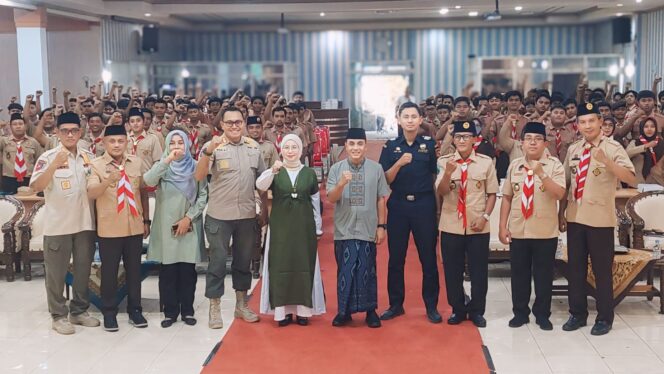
[1, 265, 664, 374]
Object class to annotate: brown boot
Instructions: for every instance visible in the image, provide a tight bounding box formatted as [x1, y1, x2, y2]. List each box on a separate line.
[234, 291, 259, 323]
[208, 298, 223, 329]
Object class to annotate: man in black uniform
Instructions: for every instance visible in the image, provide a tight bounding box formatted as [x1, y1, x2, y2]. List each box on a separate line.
[379, 102, 441, 324]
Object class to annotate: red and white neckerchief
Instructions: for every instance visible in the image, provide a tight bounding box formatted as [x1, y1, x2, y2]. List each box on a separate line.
[89, 131, 102, 155]
[571, 121, 579, 136]
[521, 166, 535, 219]
[574, 143, 592, 202]
[189, 128, 200, 157]
[473, 135, 483, 151]
[555, 128, 562, 157]
[155, 118, 165, 132]
[113, 161, 139, 217]
[510, 120, 518, 140]
[212, 129, 221, 137]
[276, 132, 284, 153]
[639, 135, 660, 165]
[457, 159, 471, 229]
[129, 132, 145, 155]
[13, 138, 27, 182]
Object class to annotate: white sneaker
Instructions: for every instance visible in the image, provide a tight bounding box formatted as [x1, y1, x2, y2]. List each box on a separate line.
[69, 312, 101, 327]
[52, 318, 75, 335]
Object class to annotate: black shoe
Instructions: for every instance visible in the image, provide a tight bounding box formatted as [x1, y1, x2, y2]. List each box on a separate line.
[128, 312, 148, 328]
[447, 313, 466, 325]
[562, 316, 587, 331]
[103, 316, 119, 332]
[508, 315, 530, 328]
[426, 308, 443, 324]
[278, 314, 293, 327]
[332, 313, 352, 327]
[470, 314, 487, 328]
[161, 318, 176, 328]
[296, 316, 309, 326]
[535, 318, 553, 331]
[182, 316, 197, 326]
[365, 310, 381, 328]
[590, 321, 612, 336]
[380, 306, 405, 321]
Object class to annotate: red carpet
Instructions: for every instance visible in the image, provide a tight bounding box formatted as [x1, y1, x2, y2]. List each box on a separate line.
[202, 141, 489, 374]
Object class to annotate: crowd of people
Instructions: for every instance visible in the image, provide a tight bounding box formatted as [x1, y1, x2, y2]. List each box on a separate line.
[1, 76, 663, 338]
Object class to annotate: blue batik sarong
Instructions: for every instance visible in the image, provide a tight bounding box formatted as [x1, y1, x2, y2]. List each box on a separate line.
[334, 239, 377, 315]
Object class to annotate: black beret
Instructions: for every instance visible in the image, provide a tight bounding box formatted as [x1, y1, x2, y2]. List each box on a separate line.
[247, 116, 262, 126]
[56, 112, 80, 127]
[637, 90, 656, 100]
[127, 107, 144, 119]
[10, 113, 23, 122]
[453, 121, 477, 136]
[425, 98, 436, 107]
[577, 102, 600, 117]
[522, 122, 546, 137]
[346, 127, 366, 140]
[104, 125, 127, 137]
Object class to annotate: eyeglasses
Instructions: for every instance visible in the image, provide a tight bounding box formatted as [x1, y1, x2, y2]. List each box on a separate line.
[453, 135, 474, 142]
[59, 128, 81, 135]
[523, 136, 545, 143]
[223, 120, 244, 128]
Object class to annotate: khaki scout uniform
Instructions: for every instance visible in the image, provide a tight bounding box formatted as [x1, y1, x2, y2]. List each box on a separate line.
[490, 114, 528, 152]
[175, 122, 212, 157]
[81, 131, 105, 157]
[496, 119, 524, 162]
[436, 150, 498, 317]
[30, 145, 96, 320]
[87, 153, 147, 317]
[545, 123, 576, 163]
[502, 155, 565, 321]
[202, 135, 266, 299]
[128, 131, 163, 174]
[148, 128, 165, 150]
[563, 136, 635, 326]
[0, 136, 42, 178]
[263, 126, 292, 147]
[258, 139, 279, 168]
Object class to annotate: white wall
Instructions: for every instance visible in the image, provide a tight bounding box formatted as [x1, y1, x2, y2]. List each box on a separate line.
[0, 33, 20, 106]
[47, 25, 102, 98]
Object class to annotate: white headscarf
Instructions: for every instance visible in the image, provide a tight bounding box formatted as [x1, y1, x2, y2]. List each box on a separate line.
[280, 134, 303, 170]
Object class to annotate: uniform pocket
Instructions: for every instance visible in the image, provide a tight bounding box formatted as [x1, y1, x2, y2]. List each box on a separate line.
[204, 219, 220, 235]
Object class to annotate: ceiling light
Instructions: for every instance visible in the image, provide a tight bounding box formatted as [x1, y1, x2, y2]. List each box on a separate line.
[517, 59, 524, 68]
[541, 60, 549, 70]
[625, 63, 635, 77]
[636, 0, 642, 3]
[468, 11, 479, 17]
[515, 6, 523, 11]
[455, 5, 461, 9]
[144, 13, 151, 17]
[439, 8, 449, 15]
[616, 12, 624, 16]
[181, 69, 190, 78]
[617, 3, 624, 6]
[320, 12, 325, 17]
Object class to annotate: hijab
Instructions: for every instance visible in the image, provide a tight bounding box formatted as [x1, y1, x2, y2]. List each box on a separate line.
[639, 118, 664, 178]
[280, 134, 303, 170]
[162, 130, 197, 204]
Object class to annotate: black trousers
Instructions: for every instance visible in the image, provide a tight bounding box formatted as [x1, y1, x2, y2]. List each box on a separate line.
[1, 176, 30, 195]
[441, 232, 489, 316]
[159, 262, 197, 319]
[386, 195, 439, 310]
[567, 223, 615, 324]
[509, 238, 557, 320]
[98, 235, 143, 317]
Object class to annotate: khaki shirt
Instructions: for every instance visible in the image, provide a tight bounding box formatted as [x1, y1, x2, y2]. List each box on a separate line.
[0, 136, 43, 177]
[290, 125, 308, 148]
[502, 156, 565, 239]
[81, 131, 105, 157]
[491, 114, 528, 152]
[148, 128, 165, 150]
[87, 153, 147, 238]
[497, 118, 524, 161]
[175, 122, 212, 156]
[264, 127, 293, 148]
[545, 123, 577, 162]
[258, 139, 279, 168]
[128, 131, 163, 173]
[564, 136, 635, 228]
[30, 145, 96, 236]
[204, 136, 266, 220]
[436, 150, 499, 235]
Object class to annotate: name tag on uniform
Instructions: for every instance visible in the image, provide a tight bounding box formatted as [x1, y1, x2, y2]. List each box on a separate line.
[61, 180, 71, 190]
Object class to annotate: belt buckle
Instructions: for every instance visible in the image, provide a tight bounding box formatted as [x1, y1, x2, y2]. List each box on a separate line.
[406, 194, 415, 202]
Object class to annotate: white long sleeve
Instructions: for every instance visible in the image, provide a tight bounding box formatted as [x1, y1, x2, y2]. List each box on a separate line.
[256, 168, 275, 191]
[311, 191, 323, 235]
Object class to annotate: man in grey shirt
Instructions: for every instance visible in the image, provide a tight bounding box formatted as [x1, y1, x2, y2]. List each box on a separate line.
[326, 128, 389, 328]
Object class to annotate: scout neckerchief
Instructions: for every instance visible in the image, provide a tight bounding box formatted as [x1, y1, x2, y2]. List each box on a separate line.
[473, 135, 483, 151]
[574, 143, 592, 202]
[89, 130, 103, 155]
[13, 138, 26, 182]
[112, 160, 139, 217]
[510, 119, 518, 140]
[555, 128, 562, 157]
[188, 126, 200, 159]
[639, 135, 660, 165]
[457, 159, 471, 229]
[129, 131, 146, 155]
[521, 166, 535, 219]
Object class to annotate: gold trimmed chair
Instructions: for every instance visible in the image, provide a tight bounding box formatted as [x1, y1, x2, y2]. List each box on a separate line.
[0, 196, 25, 281]
[19, 201, 46, 281]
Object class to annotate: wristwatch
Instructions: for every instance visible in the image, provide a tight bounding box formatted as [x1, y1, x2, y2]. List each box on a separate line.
[377, 224, 387, 230]
[201, 148, 213, 157]
[482, 213, 490, 222]
[143, 219, 151, 224]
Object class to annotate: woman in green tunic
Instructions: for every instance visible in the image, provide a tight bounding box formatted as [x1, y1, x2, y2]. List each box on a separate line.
[257, 134, 325, 326]
[144, 130, 208, 328]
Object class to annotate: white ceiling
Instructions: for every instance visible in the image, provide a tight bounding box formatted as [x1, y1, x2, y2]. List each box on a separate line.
[12, 0, 664, 29]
